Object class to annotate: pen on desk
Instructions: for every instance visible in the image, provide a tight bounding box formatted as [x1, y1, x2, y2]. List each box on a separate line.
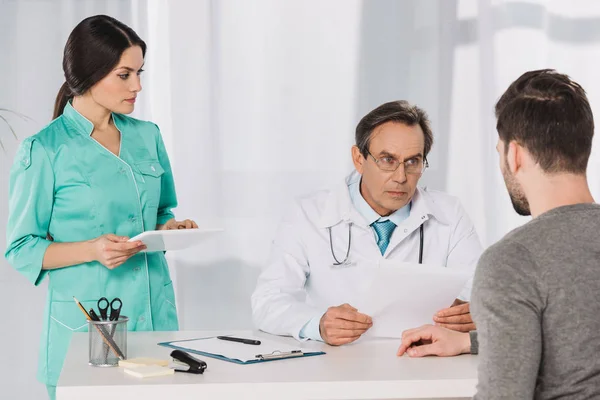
[73, 297, 125, 360]
[217, 336, 261, 345]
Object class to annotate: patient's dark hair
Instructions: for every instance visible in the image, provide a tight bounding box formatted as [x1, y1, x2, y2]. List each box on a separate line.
[495, 69, 594, 174]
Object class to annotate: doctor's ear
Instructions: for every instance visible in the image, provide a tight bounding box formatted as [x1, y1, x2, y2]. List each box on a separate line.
[352, 146, 365, 174]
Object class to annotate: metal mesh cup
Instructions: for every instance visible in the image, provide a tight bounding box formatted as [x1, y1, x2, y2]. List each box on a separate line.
[88, 316, 128, 367]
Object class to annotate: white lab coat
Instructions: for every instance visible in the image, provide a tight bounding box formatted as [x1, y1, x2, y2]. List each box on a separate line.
[251, 171, 483, 340]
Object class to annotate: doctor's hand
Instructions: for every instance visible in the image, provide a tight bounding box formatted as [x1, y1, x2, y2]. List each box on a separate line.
[89, 234, 146, 270]
[397, 324, 471, 357]
[433, 301, 475, 332]
[319, 303, 373, 346]
[158, 218, 198, 230]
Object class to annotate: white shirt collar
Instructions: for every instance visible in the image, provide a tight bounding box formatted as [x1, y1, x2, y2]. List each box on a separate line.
[348, 175, 410, 226]
[319, 170, 450, 228]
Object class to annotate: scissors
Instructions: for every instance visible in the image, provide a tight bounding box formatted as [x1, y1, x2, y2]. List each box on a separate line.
[97, 297, 122, 321]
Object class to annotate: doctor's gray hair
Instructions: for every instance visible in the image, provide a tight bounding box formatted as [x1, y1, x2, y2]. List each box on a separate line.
[355, 101, 433, 158]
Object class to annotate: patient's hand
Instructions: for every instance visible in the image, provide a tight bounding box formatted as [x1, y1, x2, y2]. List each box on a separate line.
[319, 303, 373, 346]
[397, 324, 471, 357]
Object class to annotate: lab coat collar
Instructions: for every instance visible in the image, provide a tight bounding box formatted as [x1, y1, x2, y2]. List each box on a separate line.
[319, 173, 357, 228]
[318, 170, 450, 228]
[62, 100, 124, 136]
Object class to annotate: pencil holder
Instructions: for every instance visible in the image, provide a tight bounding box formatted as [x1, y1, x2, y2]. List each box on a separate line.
[88, 316, 128, 367]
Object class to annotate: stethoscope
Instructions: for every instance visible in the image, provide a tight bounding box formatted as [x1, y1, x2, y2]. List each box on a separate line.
[328, 223, 424, 266]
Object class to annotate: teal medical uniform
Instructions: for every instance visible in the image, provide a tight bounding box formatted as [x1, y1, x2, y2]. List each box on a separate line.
[4, 102, 179, 396]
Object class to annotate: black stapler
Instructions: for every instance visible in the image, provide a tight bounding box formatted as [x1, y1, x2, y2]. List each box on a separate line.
[170, 350, 207, 374]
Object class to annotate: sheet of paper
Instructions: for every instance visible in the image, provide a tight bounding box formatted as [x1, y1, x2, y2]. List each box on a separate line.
[353, 262, 471, 338]
[169, 336, 302, 363]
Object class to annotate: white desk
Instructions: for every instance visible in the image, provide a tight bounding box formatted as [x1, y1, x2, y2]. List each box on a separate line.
[57, 330, 478, 400]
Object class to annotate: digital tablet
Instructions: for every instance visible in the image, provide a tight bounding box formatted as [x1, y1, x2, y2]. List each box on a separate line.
[128, 228, 223, 252]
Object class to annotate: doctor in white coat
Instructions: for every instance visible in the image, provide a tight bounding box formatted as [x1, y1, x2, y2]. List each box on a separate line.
[252, 100, 483, 346]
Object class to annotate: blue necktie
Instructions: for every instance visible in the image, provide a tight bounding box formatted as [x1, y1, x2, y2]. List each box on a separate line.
[372, 220, 396, 255]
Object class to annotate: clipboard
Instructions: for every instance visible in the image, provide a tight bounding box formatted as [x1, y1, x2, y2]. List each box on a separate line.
[158, 336, 325, 365]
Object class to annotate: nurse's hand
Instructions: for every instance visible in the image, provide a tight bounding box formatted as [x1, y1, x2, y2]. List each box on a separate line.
[89, 234, 146, 270]
[433, 301, 475, 332]
[158, 218, 198, 230]
[319, 303, 373, 346]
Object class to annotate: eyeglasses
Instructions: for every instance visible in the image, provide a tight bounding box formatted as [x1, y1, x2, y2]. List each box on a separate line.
[367, 151, 429, 174]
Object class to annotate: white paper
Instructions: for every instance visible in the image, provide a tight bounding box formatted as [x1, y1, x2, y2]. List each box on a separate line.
[128, 228, 223, 252]
[353, 261, 471, 338]
[169, 336, 302, 363]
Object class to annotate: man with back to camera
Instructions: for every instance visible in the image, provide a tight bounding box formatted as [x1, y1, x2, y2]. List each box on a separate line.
[397, 69, 600, 399]
[252, 100, 483, 345]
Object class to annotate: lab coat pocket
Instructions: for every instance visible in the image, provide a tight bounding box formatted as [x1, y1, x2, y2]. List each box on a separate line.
[163, 281, 177, 309]
[154, 281, 179, 330]
[50, 299, 95, 332]
[135, 160, 165, 208]
[46, 300, 94, 385]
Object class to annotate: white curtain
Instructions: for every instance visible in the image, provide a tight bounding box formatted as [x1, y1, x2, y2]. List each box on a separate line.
[444, 0, 600, 245]
[3, 1, 600, 398]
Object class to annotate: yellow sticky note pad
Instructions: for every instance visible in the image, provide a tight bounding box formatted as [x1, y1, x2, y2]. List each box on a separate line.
[118, 358, 169, 368]
[123, 365, 174, 378]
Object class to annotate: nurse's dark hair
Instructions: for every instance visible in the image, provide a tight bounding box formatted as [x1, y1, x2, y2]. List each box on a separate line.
[495, 69, 593, 174]
[53, 15, 146, 119]
[355, 101, 433, 158]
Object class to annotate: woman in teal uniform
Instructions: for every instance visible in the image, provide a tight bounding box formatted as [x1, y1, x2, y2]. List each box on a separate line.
[4, 15, 197, 399]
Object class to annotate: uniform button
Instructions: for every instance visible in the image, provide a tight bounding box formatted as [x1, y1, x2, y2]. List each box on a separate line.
[139, 316, 145, 322]
[404, 229, 408, 233]
[421, 215, 426, 220]
[150, 166, 156, 172]
[133, 267, 140, 271]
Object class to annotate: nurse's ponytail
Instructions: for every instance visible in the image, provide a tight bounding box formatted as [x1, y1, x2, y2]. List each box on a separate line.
[52, 15, 146, 119]
[53, 82, 73, 119]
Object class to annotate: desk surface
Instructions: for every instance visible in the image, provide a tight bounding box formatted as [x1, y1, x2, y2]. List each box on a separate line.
[58, 330, 478, 400]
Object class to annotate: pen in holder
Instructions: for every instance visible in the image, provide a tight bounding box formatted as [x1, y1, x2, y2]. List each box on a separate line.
[88, 316, 128, 367]
[103, 323, 116, 364]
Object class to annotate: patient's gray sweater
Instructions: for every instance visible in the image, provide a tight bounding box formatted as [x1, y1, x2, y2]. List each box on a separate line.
[471, 203, 600, 399]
